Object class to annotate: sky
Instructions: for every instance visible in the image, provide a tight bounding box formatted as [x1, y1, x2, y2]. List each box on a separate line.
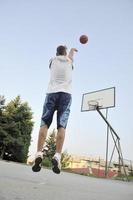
[0, 0, 133, 161]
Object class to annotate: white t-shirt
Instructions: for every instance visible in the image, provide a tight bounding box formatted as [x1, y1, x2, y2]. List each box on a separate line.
[47, 56, 73, 94]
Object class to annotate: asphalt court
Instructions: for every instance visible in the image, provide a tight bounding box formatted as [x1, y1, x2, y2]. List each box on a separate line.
[0, 160, 133, 200]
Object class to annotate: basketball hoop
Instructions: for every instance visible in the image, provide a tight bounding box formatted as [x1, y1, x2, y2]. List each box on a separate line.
[88, 100, 99, 110]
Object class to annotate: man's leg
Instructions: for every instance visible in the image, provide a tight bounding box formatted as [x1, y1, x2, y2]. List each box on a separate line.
[56, 127, 65, 153]
[37, 124, 48, 152]
[32, 125, 48, 172]
[52, 93, 72, 174]
[52, 127, 65, 174]
[32, 93, 56, 172]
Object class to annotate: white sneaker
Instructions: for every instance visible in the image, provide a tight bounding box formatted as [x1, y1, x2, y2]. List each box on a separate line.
[52, 156, 61, 174]
[32, 152, 43, 172]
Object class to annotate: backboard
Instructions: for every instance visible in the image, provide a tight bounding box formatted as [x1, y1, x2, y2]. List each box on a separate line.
[81, 87, 115, 111]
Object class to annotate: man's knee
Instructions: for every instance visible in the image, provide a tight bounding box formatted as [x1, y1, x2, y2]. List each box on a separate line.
[58, 127, 65, 132]
[57, 127, 65, 138]
[39, 125, 48, 137]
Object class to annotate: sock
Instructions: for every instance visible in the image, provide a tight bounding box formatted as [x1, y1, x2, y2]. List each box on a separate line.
[35, 151, 43, 158]
[54, 153, 61, 160]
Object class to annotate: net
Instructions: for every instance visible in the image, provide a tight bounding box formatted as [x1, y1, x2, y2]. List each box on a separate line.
[88, 100, 99, 110]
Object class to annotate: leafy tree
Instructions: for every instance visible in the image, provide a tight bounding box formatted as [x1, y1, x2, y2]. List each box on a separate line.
[0, 95, 5, 109]
[0, 95, 7, 158]
[0, 96, 34, 162]
[43, 129, 56, 161]
[61, 150, 71, 169]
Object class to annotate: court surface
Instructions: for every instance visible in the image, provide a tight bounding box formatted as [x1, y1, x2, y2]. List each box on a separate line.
[0, 160, 133, 200]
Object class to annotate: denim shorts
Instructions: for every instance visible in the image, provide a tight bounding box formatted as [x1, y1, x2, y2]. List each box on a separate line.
[40, 92, 72, 129]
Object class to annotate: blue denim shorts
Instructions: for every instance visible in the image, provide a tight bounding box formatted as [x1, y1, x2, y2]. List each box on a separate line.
[40, 92, 72, 129]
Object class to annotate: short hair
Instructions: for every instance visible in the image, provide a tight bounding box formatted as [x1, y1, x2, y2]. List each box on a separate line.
[56, 45, 67, 56]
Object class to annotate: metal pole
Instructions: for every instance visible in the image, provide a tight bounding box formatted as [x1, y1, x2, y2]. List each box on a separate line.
[96, 107, 120, 140]
[105, 108, 109, 177]
[96, 106, 129, 181]
[118, 141, 129, 181]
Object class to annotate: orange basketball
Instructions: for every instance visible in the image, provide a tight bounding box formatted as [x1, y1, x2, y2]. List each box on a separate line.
[79, 35, 88, 44]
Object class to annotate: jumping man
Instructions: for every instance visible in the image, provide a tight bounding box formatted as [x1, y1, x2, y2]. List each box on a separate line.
[32, 45, 77, 174]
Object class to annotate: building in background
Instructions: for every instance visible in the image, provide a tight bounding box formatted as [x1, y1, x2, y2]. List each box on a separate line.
[66, 154, 132, 178]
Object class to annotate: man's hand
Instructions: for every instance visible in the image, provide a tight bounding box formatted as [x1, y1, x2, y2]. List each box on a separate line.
[71, 48, 78, 52]
[68, 48, 78, 61]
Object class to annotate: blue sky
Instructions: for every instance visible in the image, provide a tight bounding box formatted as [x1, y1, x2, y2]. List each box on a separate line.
[0, 0, 133, 161]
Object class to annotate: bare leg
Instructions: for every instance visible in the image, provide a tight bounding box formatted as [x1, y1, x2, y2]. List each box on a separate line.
[51, 127, 65, 174]
[37, 125, 48, 152]
[32, 125, 48, 172]
[56, 127, 65, 153]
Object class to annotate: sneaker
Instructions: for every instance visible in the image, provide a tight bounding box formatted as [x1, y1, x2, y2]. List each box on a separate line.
[32, 153, 43, 172]
[52, 156, 61, 174]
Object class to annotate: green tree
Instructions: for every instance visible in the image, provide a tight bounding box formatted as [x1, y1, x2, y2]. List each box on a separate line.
[0, 95, 5, 109]
[0, 95, 7, 158]
[43, 129, 56, 160]
[61, 150, 71, 169]
[0, 96, 34, 162]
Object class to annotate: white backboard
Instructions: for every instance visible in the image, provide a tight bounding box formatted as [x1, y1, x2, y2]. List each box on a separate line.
[81, 87, 115, 111]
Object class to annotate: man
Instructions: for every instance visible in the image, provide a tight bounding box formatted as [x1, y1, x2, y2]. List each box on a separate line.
[32, 45, 77, 174]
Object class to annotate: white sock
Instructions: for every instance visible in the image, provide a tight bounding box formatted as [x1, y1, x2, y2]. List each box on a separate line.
[54, 153, 61, 160]
[35, 151, 43, 158]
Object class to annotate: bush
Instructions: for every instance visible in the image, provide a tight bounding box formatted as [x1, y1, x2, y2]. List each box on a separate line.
[42, 157, 52, 168]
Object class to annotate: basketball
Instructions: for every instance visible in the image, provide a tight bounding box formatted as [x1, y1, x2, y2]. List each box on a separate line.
[79, 35, 88, 44]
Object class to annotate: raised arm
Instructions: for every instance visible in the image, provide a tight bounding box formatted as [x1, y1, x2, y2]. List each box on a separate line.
[68, 48, 78, 61]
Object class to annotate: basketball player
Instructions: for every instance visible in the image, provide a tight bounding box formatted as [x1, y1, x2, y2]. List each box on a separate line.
[32, 45, 77, 174]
